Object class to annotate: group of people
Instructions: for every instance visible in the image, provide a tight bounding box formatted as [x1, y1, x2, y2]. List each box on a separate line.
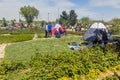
[44, 23, 52, 38]
[44, 23, 67, 38]
[71, 24, 85, 32]
[93, 29, 109, 46]
[75, 24, 84, 32]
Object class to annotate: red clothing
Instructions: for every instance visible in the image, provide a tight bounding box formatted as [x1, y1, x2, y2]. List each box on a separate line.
[51, 28, 56, 35]
[59, 27, 64, 32]
[63, 27, 66, 32]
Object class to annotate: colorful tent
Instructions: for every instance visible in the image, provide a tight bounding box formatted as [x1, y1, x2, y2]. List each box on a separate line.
[51, 24, 65, 35]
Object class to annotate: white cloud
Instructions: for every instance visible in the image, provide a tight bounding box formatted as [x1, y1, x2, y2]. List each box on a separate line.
[0, 0, 76, 21]
[0, 0, 117, 21]
[36, 0, 75, 21]
[0, 0, 21, 20]
[90, 0, 120, 8]
[75, 8, 97, 19]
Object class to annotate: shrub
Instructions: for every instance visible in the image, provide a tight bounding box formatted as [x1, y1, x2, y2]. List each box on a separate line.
[1, 38, 120, 79]
[103, 75, 120, 80]
[0, 34, 33, 44]
[0, 60, 26, 75]
[0, 27, 43, 34]
[1, 45, 120, 79]
[24, 46, 120, 80]
[86, 69, 101, 79]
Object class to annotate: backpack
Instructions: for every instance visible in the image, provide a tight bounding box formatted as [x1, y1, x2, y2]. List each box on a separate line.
[55, 31, 61, 38]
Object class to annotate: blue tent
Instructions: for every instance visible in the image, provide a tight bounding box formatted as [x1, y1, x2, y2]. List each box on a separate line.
[83, 22, 108, 42]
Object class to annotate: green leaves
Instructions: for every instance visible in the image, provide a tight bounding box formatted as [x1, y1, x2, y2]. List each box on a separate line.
[109, 18, 120, 34]
[1, 36, 120, 79]
[20, 6, 39, 24]
[0, 34, 33, 44]
[69, 10, 77, 26]
[26, 46, 120, 79]
[59, 10, 77, 26]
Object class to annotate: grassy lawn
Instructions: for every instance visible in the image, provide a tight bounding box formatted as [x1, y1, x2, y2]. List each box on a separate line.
[1, 28, 120, 80]
[2, 35, 120, 80]
[5, 35, 82, 63]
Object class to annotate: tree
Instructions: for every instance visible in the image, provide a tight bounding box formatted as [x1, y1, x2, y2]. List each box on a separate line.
[69, 10, 77, 26]
[59, 11, 69, 25]
[109, 18, 120, 34]
[0, 20, 3, 24]
[80, 17, 89, 24]
[40, 20, 46, 27]
[11, 20, 15, 26]
[2, 17, 7, 27]
[20, 6, 39, 25]
[80, 17, 90, 29]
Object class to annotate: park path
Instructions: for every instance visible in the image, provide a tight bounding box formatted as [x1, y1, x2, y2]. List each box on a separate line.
[0, 43, 12, 59]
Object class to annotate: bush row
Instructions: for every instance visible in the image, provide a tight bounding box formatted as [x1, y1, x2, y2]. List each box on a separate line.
[0, 46, 120, 80]
[0, 34, 33, 44]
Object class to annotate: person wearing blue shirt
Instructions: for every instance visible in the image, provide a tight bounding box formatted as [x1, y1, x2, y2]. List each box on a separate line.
[47, 23, 52, 37]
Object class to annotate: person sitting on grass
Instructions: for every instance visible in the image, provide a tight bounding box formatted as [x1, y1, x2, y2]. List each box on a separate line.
[99, 29, 108, 45]
[97, 29, 108, 46]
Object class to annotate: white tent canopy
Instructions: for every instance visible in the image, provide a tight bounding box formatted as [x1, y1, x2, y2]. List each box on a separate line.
[54, 24, 62, 31]
[90, 22, 107, 29]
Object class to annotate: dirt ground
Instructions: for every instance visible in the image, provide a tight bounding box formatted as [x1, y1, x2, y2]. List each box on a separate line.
[0, 43, 11, 59]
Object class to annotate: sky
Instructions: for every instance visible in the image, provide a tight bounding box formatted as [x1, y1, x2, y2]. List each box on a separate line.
[0, 0, 120, 22]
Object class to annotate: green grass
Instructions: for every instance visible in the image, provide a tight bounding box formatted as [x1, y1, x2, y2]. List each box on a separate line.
[5, 36, 82, 63]
[0, 34, 33, 43]
[0, 27, 44, 34]
[2, 35, 120, 80]
[0, 33, 45, 44]
[1, 28, 120, 80]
